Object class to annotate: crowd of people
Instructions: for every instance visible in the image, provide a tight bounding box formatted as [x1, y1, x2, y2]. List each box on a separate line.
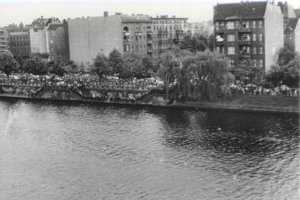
[0, 72, 299, 97]
[0, 73, 164, 92]
[229, 82, 299, 97]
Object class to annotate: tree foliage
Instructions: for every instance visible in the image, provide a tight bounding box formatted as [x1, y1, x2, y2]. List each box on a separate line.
[93, 53, 111, 77]
[277, 44, 297, 66]
[267, 54, 300, 87]
[179, 34, 208, 53]
[231, 59, 264, 84]
[266, 44, 300, 88]
[48, 61, 66, 76]
[157, 50, 231, 101]
[23, 56, 48, 75]
[108, 49, 123, 74]
[0, 52, 18, 77]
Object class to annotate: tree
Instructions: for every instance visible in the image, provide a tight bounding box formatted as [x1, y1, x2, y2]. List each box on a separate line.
[48, 61, 66, 76]
[277, 44, 296, 66]
[15, 54, 26, 71]
[157, 52, 182, 100]
[142, 56, 156, 73]
[0, 52, 18, 77]
[267, 54, 300, 87]
[23, 56, 48, 75]
[157, 50, 231, 101]
[207, 34, 215, 51]
[232, 59, 264, 84]
[93, 53, 111, 77]
[179, 34, 208, 53]
[282, 55, 300, 87]
[120, 53, 147, 78]
[108, 49, 123, 74]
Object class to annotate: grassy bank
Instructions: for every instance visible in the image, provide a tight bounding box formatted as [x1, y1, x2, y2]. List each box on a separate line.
[175, 95, 299, 113]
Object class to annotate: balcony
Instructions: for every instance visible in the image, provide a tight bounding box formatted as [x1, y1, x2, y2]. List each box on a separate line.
[239, 53, 251, 58]
[239, 40, 251, 45]
[239, 28, 251, 33]
[147, 47, 153, 52]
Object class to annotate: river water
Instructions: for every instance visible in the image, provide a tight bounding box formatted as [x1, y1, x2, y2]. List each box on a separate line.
[0, 100, 299, 200]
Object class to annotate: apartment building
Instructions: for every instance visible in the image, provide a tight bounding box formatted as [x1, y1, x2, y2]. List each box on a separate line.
[0, 28, 9, 53]
[68, 12, 152, 69]
[213, 1, 284, 73]
[29, 17, 69, 62]
[150, 15, 188, 58]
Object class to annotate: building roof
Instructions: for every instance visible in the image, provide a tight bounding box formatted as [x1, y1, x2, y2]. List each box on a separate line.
[120, 15, 151, 23]
[31, 17, 61, 28]
[277, 2, 296, 18]
[214, 1, 267, 21]
[47, 23, 64, 30]
[151, 17, 188, 20]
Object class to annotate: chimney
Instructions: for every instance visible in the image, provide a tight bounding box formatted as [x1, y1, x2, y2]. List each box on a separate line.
[104, 11, 108, 17]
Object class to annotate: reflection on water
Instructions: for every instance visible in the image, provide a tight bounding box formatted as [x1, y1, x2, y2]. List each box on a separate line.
[0, 100, 299, 200]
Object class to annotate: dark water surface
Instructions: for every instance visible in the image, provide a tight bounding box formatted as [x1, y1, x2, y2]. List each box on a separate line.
[0, 100, 299, 200]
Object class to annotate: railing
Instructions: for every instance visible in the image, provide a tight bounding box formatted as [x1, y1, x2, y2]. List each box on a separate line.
[239, 40, 251, 45]
[239, 28, 251, 32]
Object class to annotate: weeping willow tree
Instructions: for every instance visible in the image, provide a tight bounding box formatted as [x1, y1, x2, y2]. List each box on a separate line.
[157, 49, 232, 101]
[157, 52, 181, 101]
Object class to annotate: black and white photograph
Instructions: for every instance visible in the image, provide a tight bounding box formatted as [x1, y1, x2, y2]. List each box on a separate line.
[0, 0, 299, 199]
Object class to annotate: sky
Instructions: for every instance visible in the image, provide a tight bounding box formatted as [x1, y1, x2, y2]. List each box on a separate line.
[0, 0, 300, 26]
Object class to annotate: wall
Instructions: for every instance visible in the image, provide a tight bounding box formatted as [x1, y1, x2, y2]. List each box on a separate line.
[264, 3, 284, 73]
[29, 28, 47, 54]
[295, 19, 300, 53]
[46, 25, 69, 63]
[68, 16, 123, 69]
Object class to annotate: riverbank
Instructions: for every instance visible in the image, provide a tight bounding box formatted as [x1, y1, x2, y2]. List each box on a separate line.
[173, 95, 299, 113]
[0, 93, 299, 114]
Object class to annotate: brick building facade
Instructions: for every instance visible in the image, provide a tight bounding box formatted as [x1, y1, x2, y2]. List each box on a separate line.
[213, 1, 284, 73]
[150, 16, 188, 58]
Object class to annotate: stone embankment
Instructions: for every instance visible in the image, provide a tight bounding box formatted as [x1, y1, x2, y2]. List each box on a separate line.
[0, 84, 299, 114]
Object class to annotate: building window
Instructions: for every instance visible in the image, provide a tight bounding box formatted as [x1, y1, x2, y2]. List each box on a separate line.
[240, 46, 250, 54]
[227, 47, 235, 55]
[253, 60, 257, 67]
[259, 59, 263, 67]
[253, 47, 257, 54]
[252, 34, 256, 41]
[258, 21, 263, 28]
[259, 47, 263, 54]
[226, 21, 235, 29]
[252, 21, 256, 28]
[227, 34, 235, 42]
[124, 44, 130, 52]
[242, 21, 250, 28]
[259, 34, 263, 41]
